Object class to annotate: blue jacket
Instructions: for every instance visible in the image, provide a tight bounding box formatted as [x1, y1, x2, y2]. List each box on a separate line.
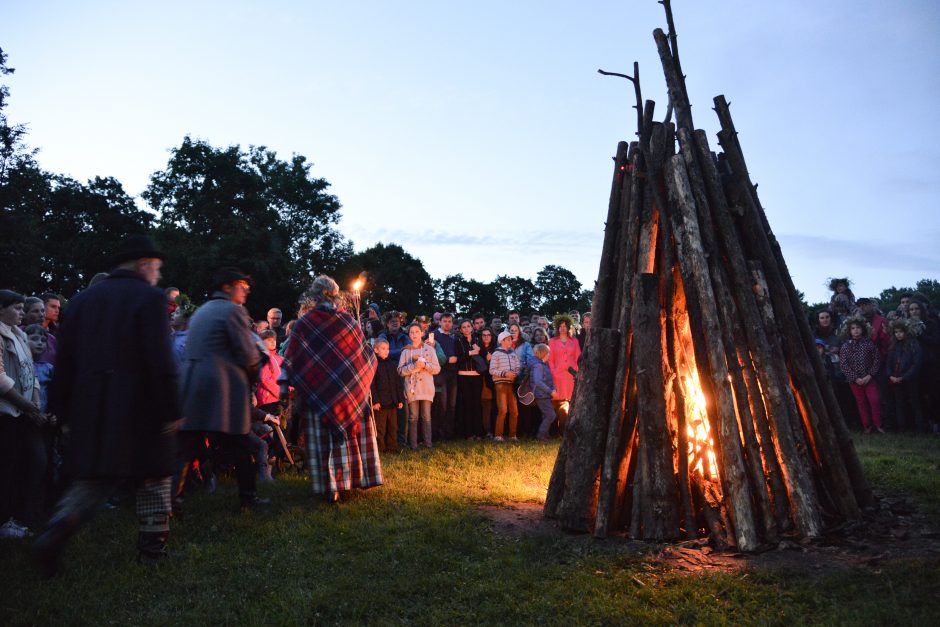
[528, 358, 554, 399]
[434, 328, 457, 371]
[886, 340, 922, 380]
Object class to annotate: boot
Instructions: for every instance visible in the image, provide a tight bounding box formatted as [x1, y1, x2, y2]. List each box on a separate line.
[137, 515, 169, 564]
[239, 493, 272, 510]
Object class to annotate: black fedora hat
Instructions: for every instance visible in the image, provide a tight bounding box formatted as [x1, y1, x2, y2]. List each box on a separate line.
[110, 234, 165, 266]
[211, 266, 253, 291]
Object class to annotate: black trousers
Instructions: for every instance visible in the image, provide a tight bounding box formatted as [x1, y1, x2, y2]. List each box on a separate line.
[455, 375, 484, 438]
[0, 413, 48, 527]
[176, 431, 257, 500]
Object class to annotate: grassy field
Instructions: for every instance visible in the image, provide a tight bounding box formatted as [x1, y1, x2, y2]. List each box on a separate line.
[2, 434, 939, 625]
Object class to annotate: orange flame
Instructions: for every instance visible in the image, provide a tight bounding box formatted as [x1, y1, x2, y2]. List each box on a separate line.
[352, 278, 363, 292]
[684, 373, 719, 479]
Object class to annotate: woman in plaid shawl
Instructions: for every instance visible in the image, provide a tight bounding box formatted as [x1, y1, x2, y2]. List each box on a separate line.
[284, 275, 382, 503]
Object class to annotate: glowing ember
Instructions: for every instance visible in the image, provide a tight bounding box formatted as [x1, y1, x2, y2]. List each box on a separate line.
[352, 279, 363, 292]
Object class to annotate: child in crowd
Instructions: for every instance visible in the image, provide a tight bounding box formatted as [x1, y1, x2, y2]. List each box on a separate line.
[24, 324, 53, 415]
[839, 318, 883, 433]
[489, 331, 521, 441]
[886, 320, 925, 432]
[398, 323, 440, 450]
[370, 339, 404, 453]
[529, 344, 556, 442]
[252, 330, 283, 481]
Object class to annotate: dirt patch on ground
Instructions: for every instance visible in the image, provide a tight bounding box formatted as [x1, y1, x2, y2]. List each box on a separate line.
[478, 492, 940, 575]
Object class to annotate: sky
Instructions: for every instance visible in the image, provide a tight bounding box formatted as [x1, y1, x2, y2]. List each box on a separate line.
[3, 0, 939, 304]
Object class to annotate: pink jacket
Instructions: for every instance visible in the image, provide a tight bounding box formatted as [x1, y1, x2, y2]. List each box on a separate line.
[547, 336, 581, 400]
[255, 350, 283, 406]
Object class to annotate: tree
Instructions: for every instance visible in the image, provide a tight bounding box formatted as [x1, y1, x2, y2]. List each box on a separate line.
[0, 47, 30, 180]
[491, 275, 540, 314]
[879, 279, 940, 313]
[335, 243, 435, 318]
[143, 137, 352, 318]
[535, 265, 588, 315]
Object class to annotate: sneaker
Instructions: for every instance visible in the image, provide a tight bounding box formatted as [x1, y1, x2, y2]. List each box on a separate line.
[510, 436, 519, 442]
[875, 427, 885, 434]
[493, 436, 504, 442]
[0, 518, 30, 539]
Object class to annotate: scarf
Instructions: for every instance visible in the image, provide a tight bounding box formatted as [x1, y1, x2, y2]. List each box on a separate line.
[285, 305, 376, 437]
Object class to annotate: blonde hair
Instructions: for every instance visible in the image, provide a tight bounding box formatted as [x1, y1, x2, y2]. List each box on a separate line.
[534, 343, 550, 359]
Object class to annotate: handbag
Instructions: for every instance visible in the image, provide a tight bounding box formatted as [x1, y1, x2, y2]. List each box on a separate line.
[516, 371, 535, 406]
[472, 354, 488, 374]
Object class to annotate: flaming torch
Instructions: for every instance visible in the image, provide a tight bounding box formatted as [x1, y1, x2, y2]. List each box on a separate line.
[351, 277, 364, 320]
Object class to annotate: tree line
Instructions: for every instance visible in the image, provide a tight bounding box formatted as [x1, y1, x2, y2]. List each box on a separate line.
[0, 48, 590, 320]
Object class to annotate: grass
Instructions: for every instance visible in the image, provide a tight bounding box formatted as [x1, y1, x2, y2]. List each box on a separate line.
[1, 436, 939, 625]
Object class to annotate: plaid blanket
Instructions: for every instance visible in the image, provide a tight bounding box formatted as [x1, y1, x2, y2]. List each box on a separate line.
[285, 305, 377, 438]
[305, 407, 383, 493]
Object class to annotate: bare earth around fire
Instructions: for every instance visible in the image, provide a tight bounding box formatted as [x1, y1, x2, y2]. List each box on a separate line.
[479, 490, 940, 575]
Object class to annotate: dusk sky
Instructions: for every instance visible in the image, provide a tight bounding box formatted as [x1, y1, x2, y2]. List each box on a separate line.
[4, 0, 938, 304]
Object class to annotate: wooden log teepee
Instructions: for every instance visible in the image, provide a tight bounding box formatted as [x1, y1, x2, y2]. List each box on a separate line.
[543, 1, 873, 551]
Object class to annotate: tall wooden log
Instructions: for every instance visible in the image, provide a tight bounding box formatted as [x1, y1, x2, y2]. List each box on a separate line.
[591, 141, 631, 329]
[554, 328, 621, 532]
[664, 154, 758, 551]
[631, 274, 680, 540]
[653, 29, 694, 133]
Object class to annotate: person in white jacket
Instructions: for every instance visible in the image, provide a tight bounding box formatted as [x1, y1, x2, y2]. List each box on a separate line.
[489, 331, 521, 441]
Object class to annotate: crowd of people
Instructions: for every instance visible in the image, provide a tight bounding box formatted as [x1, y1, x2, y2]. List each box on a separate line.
[0, 234, 590, 574]
[813, 278, 940, 435]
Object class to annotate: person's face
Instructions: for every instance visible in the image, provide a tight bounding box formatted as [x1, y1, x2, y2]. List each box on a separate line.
[557, 321, 570, 337]
[816, 344, 825, 356]
[368, 308, 378, 319]
[137, 259, 163, 287]
[225, 280, 251, 305]
[24, 302, 45, 326]
[166, 289, 179, 304]
[533, 329, 547, 344]
[256, 321, 270, 332]
[538, 318, 548, 329]
[440, 316, 453, 332]
[583, 315, 592, 331]
[171, 308, 187, 328]
[509, 324, 521, 340]
[894, 328, 906, 342]
[473, 318, 484, 331]
[570, 313, 580, 323]
[850, 324, 862, 339]
[859, 302, 873, 316]
[409, 325, 423, 345]
[263, 336, 277, 352]
[900, 297, 911, 311]
[500, 336, 513, 350]
[481, 330, 493, 346]
[836, 282, 847, 294]
[909, 303, 922, 320]
[460, 321, 472, 337]
[44, 298, 61, 323]
[419, 319, 429, 332]
[817, 311, 831, 327]
[375, 342, 390, 359]
[267, 309, 282, 327]
[387, 316, 401, 332]
[491, 318, 502, 329]
[0, 302, 24, 326]
[508, 313, 520, 325]
[27, 332, 47, 357]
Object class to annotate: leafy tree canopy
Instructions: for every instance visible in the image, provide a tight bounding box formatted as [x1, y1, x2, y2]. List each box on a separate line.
[335, 243, 435, 319]
[143, 136, 352, 319]
[535, 264, 590, 315]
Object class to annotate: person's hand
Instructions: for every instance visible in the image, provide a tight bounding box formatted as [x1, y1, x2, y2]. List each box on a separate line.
[264, 414, 280, 427]
[506, 371, 516, 380]
[486, 353, 491, 362]
[397, 402, 403, 409]
[372, 403, 381, 410]
[448, 356, 457, 364]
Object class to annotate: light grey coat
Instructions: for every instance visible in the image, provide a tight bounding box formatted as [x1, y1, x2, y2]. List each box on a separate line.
[180, 293, 260, 434]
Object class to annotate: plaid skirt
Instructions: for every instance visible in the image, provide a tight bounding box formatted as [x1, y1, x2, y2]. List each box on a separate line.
[305, 408, 384, 494]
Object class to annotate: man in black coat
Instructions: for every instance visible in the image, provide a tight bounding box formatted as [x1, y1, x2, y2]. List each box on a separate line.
[33, 235, 180, 576]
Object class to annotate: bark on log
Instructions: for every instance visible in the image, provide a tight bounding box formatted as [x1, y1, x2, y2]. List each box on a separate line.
[653, 29, 694, 133]
[591, 141, 631, 329]
[664, 153, 758, 551]
[555, 327, 621, 532]
[631, 274, 680, 540]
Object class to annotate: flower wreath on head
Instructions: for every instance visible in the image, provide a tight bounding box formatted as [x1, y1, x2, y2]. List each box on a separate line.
[552, 313, 574, 332]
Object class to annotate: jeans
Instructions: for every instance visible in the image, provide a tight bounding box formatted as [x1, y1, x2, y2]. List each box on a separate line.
[535, 397, 557, 440]
[433, 369, 457, 441]
[408, 400, 433, 449]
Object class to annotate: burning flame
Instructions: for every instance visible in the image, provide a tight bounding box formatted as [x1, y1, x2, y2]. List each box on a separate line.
[684, 373, 719, 479]
[352, 278, 363, 292]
